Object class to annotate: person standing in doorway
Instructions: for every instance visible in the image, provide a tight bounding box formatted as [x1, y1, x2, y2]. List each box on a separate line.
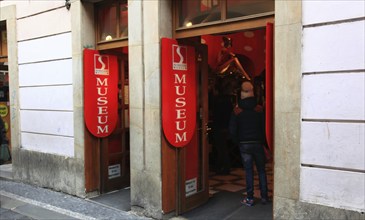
[229, 80, 269, 206]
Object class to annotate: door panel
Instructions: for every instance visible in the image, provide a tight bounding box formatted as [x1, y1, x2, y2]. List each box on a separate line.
[177, 42, 209, 214]
[100, 54, 130, 193]
[161, 39, 209, 214]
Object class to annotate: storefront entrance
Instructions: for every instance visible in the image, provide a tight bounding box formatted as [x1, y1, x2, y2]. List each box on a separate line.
[164, 0, 275, 215]
[161, 39, 210, 214]
[84, 48, 130, 195]
[162, 22, 274, 215]
[100, 51, 130, 193]
[83, 0, 274, 216]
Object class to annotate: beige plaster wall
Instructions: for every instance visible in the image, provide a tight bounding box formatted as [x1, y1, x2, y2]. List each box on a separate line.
[128, 0, 172, 218]
[273, 0, 302, 205]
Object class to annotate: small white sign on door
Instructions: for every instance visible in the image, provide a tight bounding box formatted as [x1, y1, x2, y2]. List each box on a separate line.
[185, 178, 197, 197]
[108, 164, 121, 179]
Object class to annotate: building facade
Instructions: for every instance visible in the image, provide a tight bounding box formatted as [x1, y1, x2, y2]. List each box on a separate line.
[0, 0, 364, 219]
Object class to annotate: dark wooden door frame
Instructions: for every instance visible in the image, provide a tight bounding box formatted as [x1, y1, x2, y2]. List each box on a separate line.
[161, 39, 209, 214]
[84, 51, 130, 194]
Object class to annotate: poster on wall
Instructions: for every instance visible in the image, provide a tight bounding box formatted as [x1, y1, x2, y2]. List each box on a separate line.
[83, 49, 118, 138]
[161, 38, 197, 148]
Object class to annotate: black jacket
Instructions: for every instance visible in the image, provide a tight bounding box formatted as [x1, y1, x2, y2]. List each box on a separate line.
[212, 94, 234, 131]
[229, 97, 265, 144]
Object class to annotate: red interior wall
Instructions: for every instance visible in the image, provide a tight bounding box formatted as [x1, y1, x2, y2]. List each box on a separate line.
[202, 29, 266, 77]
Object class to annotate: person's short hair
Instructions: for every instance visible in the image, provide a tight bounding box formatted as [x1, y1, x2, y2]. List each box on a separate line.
[241, 81, 254, 99]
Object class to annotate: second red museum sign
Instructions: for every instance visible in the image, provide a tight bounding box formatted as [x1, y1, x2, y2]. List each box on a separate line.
[161, 38, 197, 148]
[84, 49, 118, 138]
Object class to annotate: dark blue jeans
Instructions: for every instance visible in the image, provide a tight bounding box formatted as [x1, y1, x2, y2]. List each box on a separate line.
[239, 143, 268, 200]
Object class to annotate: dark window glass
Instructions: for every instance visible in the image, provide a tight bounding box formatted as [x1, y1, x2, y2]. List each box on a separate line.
[119, 1, 128, 38]
[227, 0, 274, 19]
[96, 0, 128, 43]
[177, 0, 274, 28]
[98, 5, 117, 41]
[178, 0, 221, 28]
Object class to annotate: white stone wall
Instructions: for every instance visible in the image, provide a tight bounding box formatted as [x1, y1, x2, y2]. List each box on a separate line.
[1, 1, 74, 157]
[301, 1, 365, 212]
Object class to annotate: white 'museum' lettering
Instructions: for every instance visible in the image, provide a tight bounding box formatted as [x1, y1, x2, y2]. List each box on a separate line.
[96, 77, 109, 134]
[174, 73, 187, 143]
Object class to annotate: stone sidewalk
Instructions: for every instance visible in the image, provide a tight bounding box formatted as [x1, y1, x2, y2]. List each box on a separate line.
[0, 164, 273, 220]
[0, 164, 149, 220]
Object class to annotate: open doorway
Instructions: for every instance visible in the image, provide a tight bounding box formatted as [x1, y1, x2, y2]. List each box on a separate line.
[206, 28, 273, 195]
[99, 47, 130, 194]
[181, 27, 274, 218]
[84, 47, 131, 211]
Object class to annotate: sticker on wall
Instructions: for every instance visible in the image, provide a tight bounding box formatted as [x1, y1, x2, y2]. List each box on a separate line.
[0, 104, 8, 117]
[161, 38, 197, 148]
[83, 49, 118, 138]
[4, 122, 8, 132]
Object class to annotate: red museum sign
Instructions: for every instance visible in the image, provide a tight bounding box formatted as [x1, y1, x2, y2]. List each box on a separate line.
[83, 49, 118, 138]
[161, 38, 197, 147]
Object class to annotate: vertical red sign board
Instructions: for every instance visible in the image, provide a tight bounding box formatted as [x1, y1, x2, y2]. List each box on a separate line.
[161, 38, 196, 147]
[83, 49, 118, 138]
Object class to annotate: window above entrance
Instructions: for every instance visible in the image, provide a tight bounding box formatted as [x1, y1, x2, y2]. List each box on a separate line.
[96, 0, 128, 43]
[176, 0, 274, 28]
